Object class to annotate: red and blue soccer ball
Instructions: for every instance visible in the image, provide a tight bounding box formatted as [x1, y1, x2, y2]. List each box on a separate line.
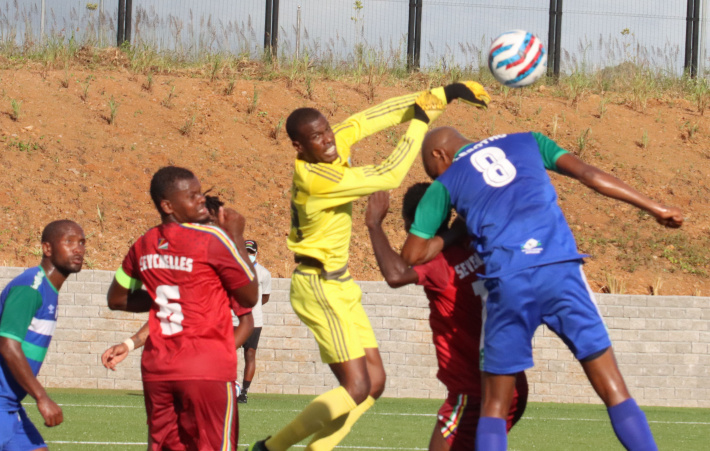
[488, 30, 547, 88]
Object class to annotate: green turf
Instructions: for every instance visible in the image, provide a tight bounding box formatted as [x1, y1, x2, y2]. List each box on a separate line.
[21, 389, 710, 450]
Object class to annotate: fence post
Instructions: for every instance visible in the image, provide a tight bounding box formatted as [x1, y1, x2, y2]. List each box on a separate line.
[407, 0, 422, 71]
[117, 0, 132, 47]
[700, 0, 709, 77]
[99, 0, 103, 46]
[407, 1, 415, 70]
[125, 0, 133, 45]
[264, 0, 272, 50]
[414, 0, 422, 69]
[272, 0, 279, 56]
[40, 0, 45, 41]
[547, 0, 556, 78]
[684, 0, 701, 76]
[296, 5, 301, 60]
[553, 0, 562, 78]
[117, 0, 125, 46]
[547, 0, 562, 80]
[692, 0, 700, 77]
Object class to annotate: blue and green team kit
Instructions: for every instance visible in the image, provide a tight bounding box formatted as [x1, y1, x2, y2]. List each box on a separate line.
[411, 132, 611, 374]
[0, 266, 59, 411]
[411, 132, 587, 278]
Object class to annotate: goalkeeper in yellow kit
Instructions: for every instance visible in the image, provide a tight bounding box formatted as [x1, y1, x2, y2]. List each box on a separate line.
[247, 83, 490, 451]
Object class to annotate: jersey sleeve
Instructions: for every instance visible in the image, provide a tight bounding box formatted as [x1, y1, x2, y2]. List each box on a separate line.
[333, 87, 447, 154]
[208, 233, 255, 293]
[0, 286, 42, 342]
[115, 266, 143, 291]
[409, 181, 452, 239]
[301, 120, 430, 208]
[413, 257, 449, 292]
[231, 298, 252, 317]
[532, 132, 569, 172]
[117, 242, 144, 291]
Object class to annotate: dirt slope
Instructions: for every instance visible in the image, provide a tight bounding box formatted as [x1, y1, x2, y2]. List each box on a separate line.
[1, 53, 708, 295]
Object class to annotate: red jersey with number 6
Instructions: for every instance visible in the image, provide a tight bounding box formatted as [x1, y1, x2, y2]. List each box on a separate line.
[121, 222, 254, 382]
[413, 240, 485, 395]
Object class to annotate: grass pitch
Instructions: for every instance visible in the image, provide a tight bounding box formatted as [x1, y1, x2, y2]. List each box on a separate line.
[23, 389, 710, 450]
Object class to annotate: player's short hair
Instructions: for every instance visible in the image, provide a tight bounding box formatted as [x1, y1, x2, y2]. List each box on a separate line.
[204, 192, 224, 218]
[402, 183, 431, 224]
[402, 183, 452, 233]
[286, 107, 323, 141]
[150, 166, 196, 215]
[41, 220, 80, 244]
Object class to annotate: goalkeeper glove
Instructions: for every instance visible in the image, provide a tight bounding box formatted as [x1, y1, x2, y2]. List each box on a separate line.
[413, 91, 446, 124]
[444, 81, 491, 108]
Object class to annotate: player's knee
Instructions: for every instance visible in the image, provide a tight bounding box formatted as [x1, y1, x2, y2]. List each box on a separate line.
[343, 377, 371, 404]
[245, 348, 256, 362]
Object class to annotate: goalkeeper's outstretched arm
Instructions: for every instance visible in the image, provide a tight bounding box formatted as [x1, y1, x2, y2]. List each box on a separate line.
[307, 91, 448, 204]
[334, 81, 490, 151]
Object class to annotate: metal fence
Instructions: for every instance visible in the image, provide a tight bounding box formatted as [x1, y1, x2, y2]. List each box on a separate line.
[2, 0, 710, 76]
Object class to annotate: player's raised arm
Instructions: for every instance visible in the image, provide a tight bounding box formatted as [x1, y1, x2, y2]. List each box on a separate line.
[335, 81, 490, 151]
[554, 151, 683, 228]
[209, 210, 259, 308]
[304, 92, 447, 207]
[366, 192, 419, 288]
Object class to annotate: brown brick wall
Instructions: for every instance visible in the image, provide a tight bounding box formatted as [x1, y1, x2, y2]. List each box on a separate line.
[2, 268, 708, 407]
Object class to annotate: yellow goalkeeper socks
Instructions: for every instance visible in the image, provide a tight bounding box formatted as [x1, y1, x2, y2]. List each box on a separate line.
[305, 395, 376, 451]
[265, 386, 358, 451]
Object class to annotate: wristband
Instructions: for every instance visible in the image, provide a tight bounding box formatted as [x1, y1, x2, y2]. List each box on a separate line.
[412, 103, 430, 124]
[123, 337, 136, 352]
[444, 83, 464, 103]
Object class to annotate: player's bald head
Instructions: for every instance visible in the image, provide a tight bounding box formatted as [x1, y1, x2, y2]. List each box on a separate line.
[286, 107, 325, 141]
[41, 220, 83, 245]
[421, 127, 471, 179]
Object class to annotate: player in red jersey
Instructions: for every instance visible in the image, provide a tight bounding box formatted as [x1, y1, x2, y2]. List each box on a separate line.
[101, 193, 255, 374]
[365, 185, 527, 451]
[107, 166, 258, 451]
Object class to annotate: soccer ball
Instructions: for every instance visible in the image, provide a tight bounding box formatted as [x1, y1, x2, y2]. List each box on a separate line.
[488, 30, 547, 88]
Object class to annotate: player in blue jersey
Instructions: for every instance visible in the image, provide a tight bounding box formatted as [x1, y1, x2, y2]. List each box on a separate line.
[0, 220, 85, 451]
[401, 127, 682, 451]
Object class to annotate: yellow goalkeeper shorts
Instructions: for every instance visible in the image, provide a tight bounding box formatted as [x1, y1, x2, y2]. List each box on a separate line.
[290, 266, 378, 364]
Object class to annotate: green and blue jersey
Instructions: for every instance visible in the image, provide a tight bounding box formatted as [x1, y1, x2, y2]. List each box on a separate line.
[0, 266, 58, 411]
[410, 132, 586, 277]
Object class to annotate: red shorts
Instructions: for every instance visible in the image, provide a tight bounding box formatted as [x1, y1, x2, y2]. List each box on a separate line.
[437, 372, 528, 450]
[143, 379, 238, 451]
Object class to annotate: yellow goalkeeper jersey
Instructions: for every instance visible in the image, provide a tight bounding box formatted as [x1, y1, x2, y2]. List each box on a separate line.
[287, 88, 447, 273]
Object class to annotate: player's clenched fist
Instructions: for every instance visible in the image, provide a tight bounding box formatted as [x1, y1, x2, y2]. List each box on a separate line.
[37, 395, 63, 427]
[365, 191, 391, 228]
[653, 205, 683, 228]
[444, 81, 491, 108]
[217, 207, 246, 242]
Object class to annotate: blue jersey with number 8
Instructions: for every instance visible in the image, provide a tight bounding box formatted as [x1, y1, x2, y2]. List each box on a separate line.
[411, 132, 586, 278]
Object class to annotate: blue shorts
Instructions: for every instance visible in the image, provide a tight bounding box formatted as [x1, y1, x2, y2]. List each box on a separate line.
[0, 408, 45, 451]
[480, 260, 611, 374]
